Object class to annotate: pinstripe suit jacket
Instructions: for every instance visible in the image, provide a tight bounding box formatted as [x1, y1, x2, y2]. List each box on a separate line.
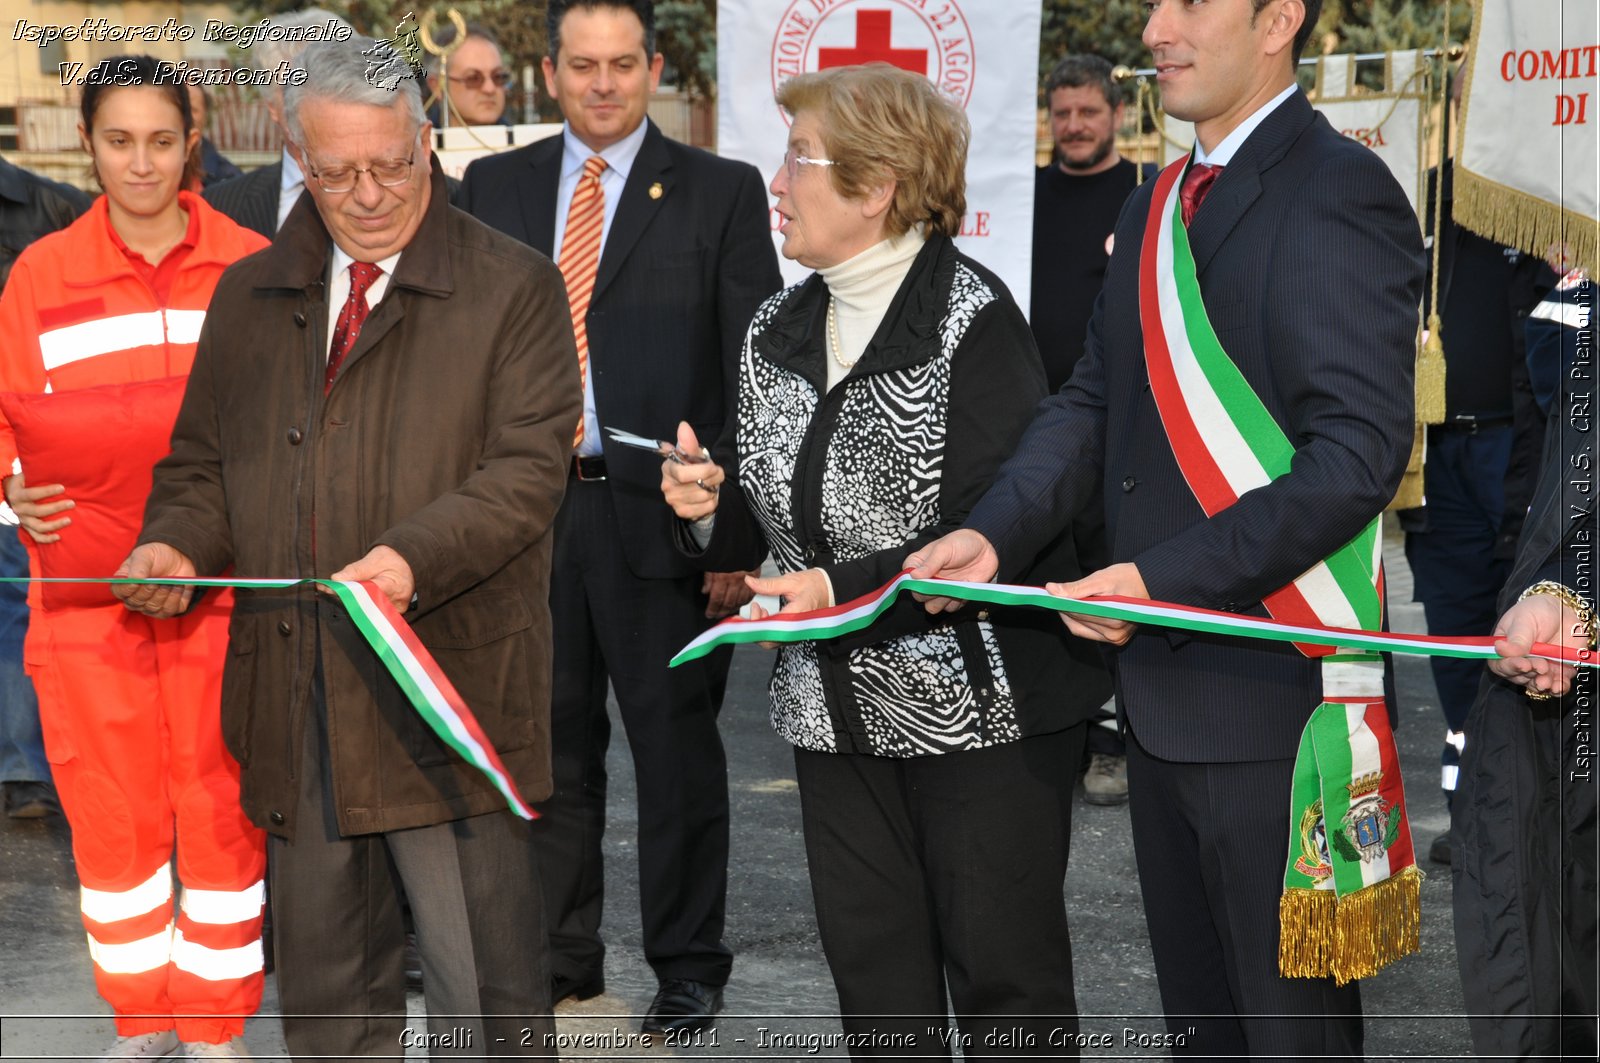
[969, 91, 1426, 762]
[456, 120, 780, 578]
[202, 161, 280, 239]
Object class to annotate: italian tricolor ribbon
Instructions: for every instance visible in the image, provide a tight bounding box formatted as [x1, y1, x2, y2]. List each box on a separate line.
[2, 576, 535, 821]
[1141, 154, 1414, 983]
[668, 573, 1592, 670]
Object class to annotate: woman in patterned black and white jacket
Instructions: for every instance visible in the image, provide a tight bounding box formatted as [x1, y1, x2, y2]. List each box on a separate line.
[661, 64, 1111, 1059]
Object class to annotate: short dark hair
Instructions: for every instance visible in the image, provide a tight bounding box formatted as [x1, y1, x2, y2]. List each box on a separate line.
[1044, 55, 1121, 109]
[1254, 0, 1324, 64]
[80, 56, 199, 188]
[547, 0, 656, 61]
[422, 22, 505, 78]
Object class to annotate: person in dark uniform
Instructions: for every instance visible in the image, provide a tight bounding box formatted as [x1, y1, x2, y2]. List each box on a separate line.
[1400, 156, 1554, 864]
[1029, 54, 1148, 805]
[1452, 278, 1596, 1056]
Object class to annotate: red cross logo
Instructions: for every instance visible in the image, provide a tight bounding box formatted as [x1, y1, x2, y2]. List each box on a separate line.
[816, 10, 928, 74]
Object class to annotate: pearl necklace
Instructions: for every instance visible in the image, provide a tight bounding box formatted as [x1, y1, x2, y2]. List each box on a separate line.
[827, 297, 858, 368]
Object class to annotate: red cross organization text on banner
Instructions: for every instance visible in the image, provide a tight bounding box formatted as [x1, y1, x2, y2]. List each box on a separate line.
[718, 0, 1042, 313]
[1457, 0, 1599, 274]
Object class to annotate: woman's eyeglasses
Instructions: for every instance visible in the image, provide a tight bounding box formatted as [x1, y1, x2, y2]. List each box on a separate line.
[783, 147, 836, 178]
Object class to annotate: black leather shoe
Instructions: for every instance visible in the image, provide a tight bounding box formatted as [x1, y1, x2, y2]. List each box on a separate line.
[551, 970, 605, 1006]
[4, 780, 61, 819]
[641, 979, 722, 1035]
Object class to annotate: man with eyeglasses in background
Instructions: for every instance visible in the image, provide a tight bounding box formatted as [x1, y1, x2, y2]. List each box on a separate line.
[119, 36, 579, 1057]
[424, 22, 516, 128]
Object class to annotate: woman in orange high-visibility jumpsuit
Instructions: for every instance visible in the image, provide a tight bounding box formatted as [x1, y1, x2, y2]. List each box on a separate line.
[0, 57, 268, 1062]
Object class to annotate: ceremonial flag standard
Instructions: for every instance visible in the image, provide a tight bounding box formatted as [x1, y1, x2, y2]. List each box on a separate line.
[1457, 0, 1599, 273]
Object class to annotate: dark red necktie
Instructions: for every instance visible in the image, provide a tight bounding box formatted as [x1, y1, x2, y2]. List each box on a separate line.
[1180, 163, 1224, 227]
[326, 261, 382, 392]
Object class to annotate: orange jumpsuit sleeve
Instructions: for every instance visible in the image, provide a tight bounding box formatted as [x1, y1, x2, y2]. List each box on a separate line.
[0, 251, 52, 475]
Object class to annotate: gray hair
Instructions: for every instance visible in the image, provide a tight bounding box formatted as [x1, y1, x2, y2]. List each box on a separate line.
[251, 8, 353, 74]
[284, 37, 426, 148]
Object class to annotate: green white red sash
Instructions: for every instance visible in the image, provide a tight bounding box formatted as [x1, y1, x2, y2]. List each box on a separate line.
[3, 576, 535, 820]
[1140, 156, 1416, 983]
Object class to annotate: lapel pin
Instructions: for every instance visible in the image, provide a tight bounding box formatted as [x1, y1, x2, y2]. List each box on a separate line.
[649, 182, 663, 200]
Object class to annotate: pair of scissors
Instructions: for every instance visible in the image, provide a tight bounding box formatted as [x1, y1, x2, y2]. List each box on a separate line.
[604, 427, 718, 491]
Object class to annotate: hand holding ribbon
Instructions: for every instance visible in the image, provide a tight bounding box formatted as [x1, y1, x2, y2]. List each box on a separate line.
[114, 542, 198, 617]
[1493, 591, 1583, 697]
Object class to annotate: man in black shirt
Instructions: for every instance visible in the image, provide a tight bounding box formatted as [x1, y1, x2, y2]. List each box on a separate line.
[1029, 55, 1149, 805]
[1031, 55, 1152, 392]
[1401, 157, 1554, 864]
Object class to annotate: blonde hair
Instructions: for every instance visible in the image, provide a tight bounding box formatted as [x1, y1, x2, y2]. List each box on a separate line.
[776, 64, 968, 238]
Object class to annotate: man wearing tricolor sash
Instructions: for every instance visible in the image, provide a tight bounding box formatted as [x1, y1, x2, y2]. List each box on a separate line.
[910, 0, 1425, 1056]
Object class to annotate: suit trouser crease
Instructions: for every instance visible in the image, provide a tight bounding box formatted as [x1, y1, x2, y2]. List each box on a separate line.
[540, 478, 732, 984]
[1124, 727, 1362, 1061]
[270, 651, 554, 1060]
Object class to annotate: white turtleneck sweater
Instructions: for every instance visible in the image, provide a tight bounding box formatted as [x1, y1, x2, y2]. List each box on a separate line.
[818, 226, 927, 391]
[688, 228, 929, 603]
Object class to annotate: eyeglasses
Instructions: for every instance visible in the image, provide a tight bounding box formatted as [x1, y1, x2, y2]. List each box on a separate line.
[783, 147, 836, 178]
[307, 133, 421, 194]
[448, 69, 513, 90]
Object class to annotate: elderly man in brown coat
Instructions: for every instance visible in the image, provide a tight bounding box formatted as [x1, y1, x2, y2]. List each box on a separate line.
[117, 37, 580, 1060]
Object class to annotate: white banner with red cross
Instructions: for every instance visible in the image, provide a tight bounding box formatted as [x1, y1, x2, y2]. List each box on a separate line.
[717, 0, 1042, 313]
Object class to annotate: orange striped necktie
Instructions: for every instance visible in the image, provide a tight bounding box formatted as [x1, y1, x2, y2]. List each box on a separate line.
[558, 155, 607, 447]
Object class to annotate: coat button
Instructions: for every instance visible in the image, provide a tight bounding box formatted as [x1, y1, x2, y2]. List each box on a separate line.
[803, 545, 817, 563]
[269, 810, 285, 825]
[293, 312, 307, 328]
[287, 426, 303, 445]
[277, 620, 292, 637]
[1122, 476, 1138, 493]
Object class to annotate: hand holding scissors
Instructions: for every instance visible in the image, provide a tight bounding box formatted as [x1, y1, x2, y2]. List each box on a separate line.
[628, 423, 724, 520]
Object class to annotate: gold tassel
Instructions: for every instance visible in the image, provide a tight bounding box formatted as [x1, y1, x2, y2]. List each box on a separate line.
[1415, 316, 1447, 426]
[1387, 423, 1426, 510]
[1278, 887, 1338, 978]
[1331, 865, 1424, 985]
[1279, 866, 1425, 984]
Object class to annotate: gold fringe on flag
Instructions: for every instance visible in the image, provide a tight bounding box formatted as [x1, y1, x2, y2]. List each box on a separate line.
[1279, 865, 1424, 986]
[1388, 421, 1427, 510]
[1454, 165, 1599, 278]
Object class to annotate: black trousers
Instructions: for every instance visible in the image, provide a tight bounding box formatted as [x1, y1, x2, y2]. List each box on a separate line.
[540, 477, 732, 985]
[269, 668, 554, 1060]
[1404, 423, 1514, 801]
[794, 725, 1087, 1062]
[1125, 728, 1363, 1061]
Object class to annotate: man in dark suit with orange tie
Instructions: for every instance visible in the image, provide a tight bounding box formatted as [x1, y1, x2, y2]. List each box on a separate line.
[911, 1, 1424, 1056]
[457, 0, 780, 1036]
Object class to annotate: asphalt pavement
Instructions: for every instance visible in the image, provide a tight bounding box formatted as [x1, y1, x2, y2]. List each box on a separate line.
[0, 524, 1474, 1060]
